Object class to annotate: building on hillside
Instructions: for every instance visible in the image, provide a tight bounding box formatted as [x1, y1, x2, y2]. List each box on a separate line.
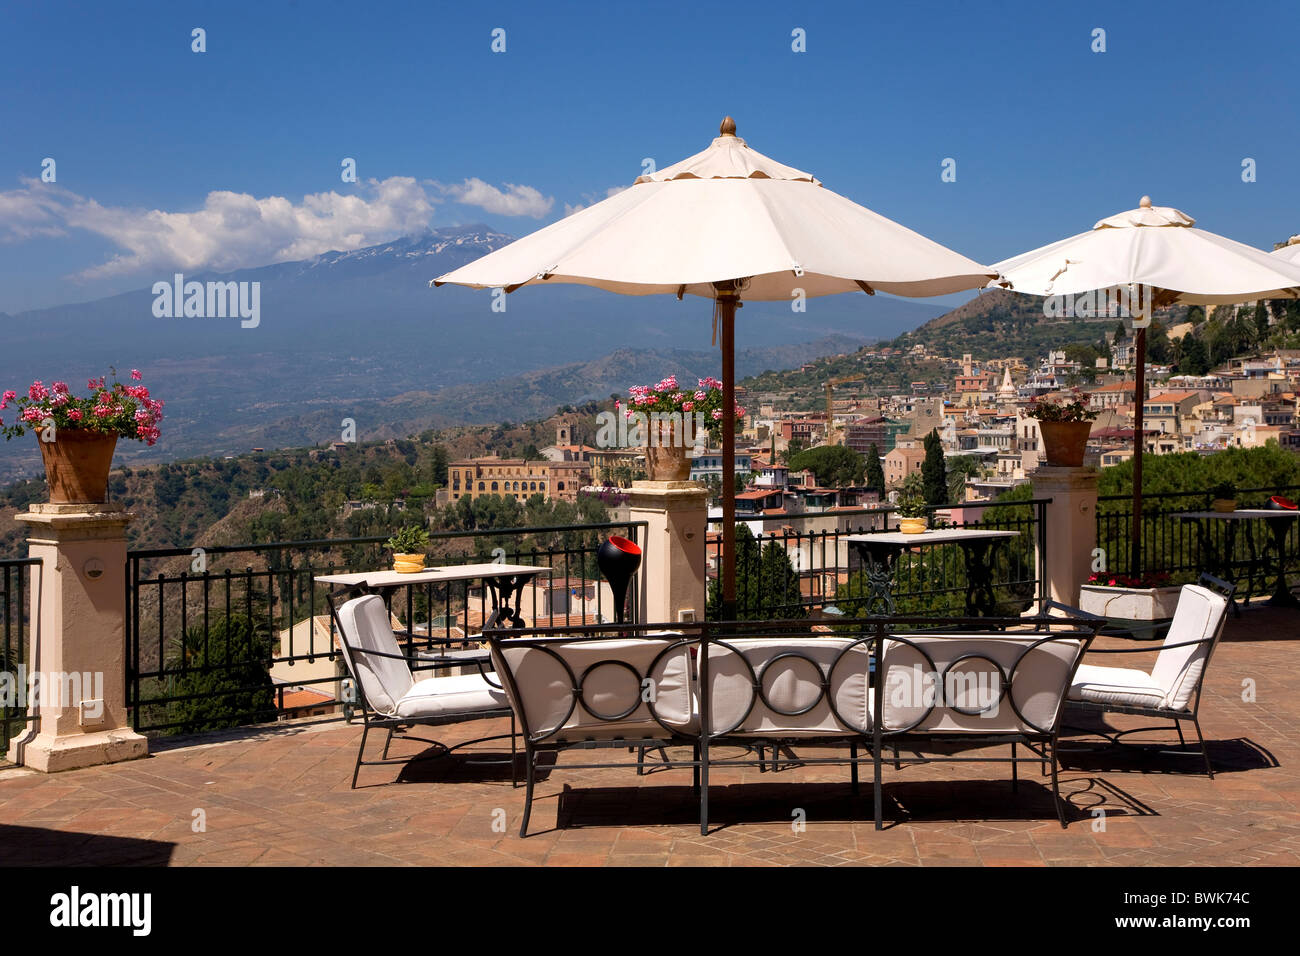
[842, 416, 888, 457]
[1088, 380, 1136, 411]
[690, 449, 754, 483]
[449, 457, 592, 504]
[883, 445, 926, 488]
[270, 615, 349, 719]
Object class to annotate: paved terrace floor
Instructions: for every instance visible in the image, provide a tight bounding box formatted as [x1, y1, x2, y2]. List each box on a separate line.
[2, 605, 1298, 867]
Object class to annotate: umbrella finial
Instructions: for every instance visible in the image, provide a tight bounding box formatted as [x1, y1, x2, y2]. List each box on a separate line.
[720, 116, 737, 137]
[1139, 195, 1152, 208]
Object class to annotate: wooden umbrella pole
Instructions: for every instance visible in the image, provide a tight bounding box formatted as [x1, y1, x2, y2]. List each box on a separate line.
[1130, 324, 1147, 578]
[716, 282, 740, 619]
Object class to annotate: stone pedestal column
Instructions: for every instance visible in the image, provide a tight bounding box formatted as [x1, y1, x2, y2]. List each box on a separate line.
[7, 503, 148, 771]
[625, 480, 709, 625]
[1031, 466, 1099, 609]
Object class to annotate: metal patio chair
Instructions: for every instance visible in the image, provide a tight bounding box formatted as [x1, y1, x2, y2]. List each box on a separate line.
[334, 594, 517, 788]
[1061, 575, 1234, 778]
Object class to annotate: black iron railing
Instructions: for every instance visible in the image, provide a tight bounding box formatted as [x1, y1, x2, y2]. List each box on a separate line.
[704, 499, 1049, 620]
[125, 520, 645, 736]
[1, 557, 39, 753]
[1095, 485, 1300, 596]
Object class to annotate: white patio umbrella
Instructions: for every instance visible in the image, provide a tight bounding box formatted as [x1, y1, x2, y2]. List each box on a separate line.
[993, 196, 1300, 575]
[1271, 235, 1300, 264]
[434, 117, 997, 616]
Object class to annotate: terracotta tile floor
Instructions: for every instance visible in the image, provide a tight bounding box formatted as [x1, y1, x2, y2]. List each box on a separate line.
[2, 605, 1297, 866]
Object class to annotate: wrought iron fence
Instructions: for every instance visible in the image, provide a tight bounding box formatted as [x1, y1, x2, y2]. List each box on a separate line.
[704, 499, 1049, 620]
[125, 520, 645, 736]
[1095, 484, 1300, 598]
[1, 557, 39, 753]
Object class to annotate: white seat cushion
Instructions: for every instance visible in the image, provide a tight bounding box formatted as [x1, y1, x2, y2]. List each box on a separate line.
[1069, 664, 1165, 709]
[393, 673, 509, 720]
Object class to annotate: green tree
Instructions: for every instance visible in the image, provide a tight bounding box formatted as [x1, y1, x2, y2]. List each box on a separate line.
[946, 454, 984, 502]
[864, 442, 886, 497]
[921, 429, 947, 506]
[165, 615, 276, 735]
[706, 525, 806, 620]
[787, 445, 864, 488]
[1178, 333, 1210, 375]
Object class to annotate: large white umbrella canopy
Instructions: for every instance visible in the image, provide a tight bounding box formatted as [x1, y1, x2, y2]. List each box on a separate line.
[435, 117, 997, 617]
[435, 118, 995, 301]
[992, 196, 1300, 578]
[994, 197, 1300, 305]
[1271, 235, 1300, 265]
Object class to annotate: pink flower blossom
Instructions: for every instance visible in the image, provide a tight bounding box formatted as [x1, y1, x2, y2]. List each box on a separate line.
[51, 381, 69, 394]
[682, 401, 694, 411]
[68, 408, 83, 421]
[711, 409, 724, 420]
[28, 381, 48, 401]
[130, 369, 142, 380]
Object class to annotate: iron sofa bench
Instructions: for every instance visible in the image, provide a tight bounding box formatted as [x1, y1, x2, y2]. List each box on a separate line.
[487, 610, 1101, 835]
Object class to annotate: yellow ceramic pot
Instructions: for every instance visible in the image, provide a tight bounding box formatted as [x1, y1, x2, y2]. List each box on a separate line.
[1211, 499, 1236, 513]
[392, 553, 426, 573]
[899, 517, 928, 535]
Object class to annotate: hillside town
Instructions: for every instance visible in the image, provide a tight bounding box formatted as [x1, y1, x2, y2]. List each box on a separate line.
[443, 335, 1300, 520]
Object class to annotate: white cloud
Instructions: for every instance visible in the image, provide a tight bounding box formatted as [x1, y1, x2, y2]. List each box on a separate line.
[0, 178, 70, 241]
[437, 177, 554, 218]
[0, 173, 555, 280]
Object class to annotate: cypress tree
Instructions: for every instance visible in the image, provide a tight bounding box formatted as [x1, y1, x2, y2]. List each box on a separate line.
[921, 429, 947, 506]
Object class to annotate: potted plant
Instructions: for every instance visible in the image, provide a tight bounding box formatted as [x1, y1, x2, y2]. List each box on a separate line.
[1, 370, 163, 504]
[894, 474, 929, 534]
[619, 376, 745, 482]
[1078, 570, 1181, 622]
[1027, 389, 1099, 467]
[386, 525, 430, 573]
[1209, 481, 1237, 513]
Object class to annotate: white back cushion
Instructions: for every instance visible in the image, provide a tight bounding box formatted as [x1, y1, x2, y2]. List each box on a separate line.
[1150, 585, 1227, 711]
[336, 594, 414, 717]
[704, 637, 872, 736]
[879, 633, 1085, 735]
[493, 635, 694, 742]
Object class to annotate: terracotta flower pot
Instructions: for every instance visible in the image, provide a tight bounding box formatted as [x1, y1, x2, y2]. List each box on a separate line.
[643, 418, 693, 481]
[37, 431, 118, 504]
[392, 553, 426, 573]
[899, 516, 928, 534]
[1038, 420, 1092, 467]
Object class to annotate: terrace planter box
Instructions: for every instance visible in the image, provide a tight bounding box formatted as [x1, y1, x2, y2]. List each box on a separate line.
[1078, 583, 1182, 621]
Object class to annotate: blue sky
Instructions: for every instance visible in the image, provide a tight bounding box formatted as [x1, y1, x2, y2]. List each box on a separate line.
[2, 0, 1298, 313]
